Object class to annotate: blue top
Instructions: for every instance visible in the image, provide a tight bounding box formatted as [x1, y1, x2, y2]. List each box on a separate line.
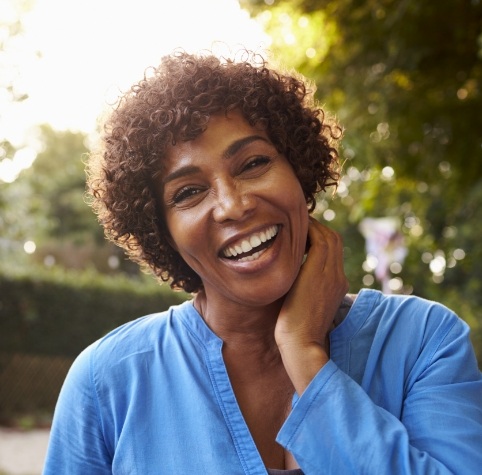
[43, 289, 482, 474]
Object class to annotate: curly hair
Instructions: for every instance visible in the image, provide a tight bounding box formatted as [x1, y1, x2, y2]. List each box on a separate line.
[86, 49, 342, 293]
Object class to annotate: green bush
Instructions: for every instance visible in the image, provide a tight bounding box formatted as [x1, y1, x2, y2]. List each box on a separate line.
[0, 264, 189, 358]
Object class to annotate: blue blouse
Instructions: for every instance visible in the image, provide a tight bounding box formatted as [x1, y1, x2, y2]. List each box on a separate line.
[43, 289, 482, 474]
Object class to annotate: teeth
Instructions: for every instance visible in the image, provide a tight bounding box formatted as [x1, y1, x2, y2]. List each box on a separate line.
[237, 250, 263, 262]
[241, 240, 251, 253]
[250, 235, 262, 247]
[223, 225, 278, 258]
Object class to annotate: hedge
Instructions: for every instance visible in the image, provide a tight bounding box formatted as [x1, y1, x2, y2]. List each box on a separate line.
[0, 264, 189, 358]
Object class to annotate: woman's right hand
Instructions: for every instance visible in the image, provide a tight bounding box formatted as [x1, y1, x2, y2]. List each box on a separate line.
[275, 217, 349, 394]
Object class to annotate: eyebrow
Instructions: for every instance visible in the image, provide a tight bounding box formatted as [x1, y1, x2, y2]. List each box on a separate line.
[162, 135, 269, 185]
[162, 165, 201, 185]
[222, 135, 268, 160]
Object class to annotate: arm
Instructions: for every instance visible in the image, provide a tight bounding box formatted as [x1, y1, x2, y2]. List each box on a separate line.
[43, 344, 112, 475]
[274, 218, 482, 473]
[277, 317, 482, 474]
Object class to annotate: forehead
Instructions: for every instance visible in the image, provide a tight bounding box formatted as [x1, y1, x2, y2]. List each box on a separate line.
[163, 112, 269, 169]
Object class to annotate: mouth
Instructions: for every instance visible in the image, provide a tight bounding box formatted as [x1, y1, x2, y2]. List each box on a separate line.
[221, 225, 280, 263]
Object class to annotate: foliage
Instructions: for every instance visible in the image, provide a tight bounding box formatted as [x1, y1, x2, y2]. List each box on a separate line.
[11, 125, 98, 243]
[0, 125, 142, 275]
[0, 264, 189, 420]
[242, 0, 482, 185]
[241, 0, 482, 362]
[0, 0, 480, 367]
[0, 263, 189, 358]
[0, 0, 34, 214]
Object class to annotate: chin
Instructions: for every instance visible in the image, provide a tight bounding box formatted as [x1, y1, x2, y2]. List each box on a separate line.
[236, 277, 295, 307]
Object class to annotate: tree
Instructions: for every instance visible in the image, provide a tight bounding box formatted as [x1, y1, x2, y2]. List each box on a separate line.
[20, 126, 98, 243]
[0, 0, 32, 196]
[242, 0, 482, 185]
[0, 0, 37, 260]
[2, 125, 140, 275]
[241, 0, 482, 358]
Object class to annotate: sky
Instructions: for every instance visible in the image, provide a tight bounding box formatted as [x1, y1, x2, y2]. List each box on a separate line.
[0, 0, 269, 182]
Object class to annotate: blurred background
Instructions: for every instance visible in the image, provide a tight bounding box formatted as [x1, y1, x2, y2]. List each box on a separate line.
[0, 0, 481, 470]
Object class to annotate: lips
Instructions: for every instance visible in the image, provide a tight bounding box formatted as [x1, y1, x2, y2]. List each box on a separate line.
[221, 225, 279, 261]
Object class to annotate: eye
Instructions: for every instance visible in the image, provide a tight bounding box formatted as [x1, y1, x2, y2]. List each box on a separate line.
[172, 186, 203, 204]
[241, 155, 271, 173]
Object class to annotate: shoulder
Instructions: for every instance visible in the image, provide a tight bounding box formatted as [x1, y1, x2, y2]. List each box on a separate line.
[69, 300, 194, 381]
[339, 289, 472, 362]
[355, 289, 462, 329]
[339, 290, 480, 392]
[352, 289, 473, 365]
[336, 290, 464, 342]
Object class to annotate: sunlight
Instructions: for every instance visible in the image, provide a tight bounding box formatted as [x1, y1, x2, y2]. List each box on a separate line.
[0, 0, 268, 182]
[0, 147, 37, 183]
[20, 0, 267, 131]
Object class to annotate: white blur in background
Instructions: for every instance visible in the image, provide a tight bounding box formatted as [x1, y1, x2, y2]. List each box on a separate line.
[0, 0, 269, 182]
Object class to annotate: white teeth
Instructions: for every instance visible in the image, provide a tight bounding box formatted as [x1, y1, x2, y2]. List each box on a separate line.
[241, 240, 251, 253]
[222, 225, 279, 259]
[250, 235, 262, 247]
[237, 250, 263, 262]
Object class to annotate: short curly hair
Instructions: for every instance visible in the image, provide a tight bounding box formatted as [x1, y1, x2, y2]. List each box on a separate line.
[87, 49, 341, 293]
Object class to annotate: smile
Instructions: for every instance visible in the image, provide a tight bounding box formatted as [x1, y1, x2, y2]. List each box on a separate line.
[221, 225, 279, 262]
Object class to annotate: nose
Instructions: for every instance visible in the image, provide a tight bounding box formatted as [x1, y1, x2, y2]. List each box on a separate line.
[212, 179, 256, 223]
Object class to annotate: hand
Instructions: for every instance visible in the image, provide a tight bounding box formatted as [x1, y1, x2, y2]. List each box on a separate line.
[275, 217, 349, 393]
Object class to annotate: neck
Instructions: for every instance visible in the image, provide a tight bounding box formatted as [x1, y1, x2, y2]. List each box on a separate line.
[193, 290, 283, 357]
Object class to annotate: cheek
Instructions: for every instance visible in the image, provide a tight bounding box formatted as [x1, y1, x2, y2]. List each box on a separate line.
[164, 214, 192, 255]
[165, 226, 179, 252]
[164, 216, 180, 251]
[290, 181, 310, 224]
[280, 179, 310, 251]
[298, 203, 310, 251]
[300, 206, 309, 234]
[165, 213, 208, 264]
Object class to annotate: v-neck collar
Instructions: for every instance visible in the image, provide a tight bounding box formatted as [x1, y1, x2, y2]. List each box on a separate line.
[176, 289, 381, 474]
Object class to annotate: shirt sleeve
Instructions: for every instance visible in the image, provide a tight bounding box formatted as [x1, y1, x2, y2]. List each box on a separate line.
[276, 316, 482, 475]
[43, 344, 112, 475]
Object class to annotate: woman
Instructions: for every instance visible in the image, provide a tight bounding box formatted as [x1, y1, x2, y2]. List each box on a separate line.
[43, 50, 482, 474]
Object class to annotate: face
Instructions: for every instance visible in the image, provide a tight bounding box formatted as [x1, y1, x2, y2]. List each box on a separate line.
[159, 112, 309, 309]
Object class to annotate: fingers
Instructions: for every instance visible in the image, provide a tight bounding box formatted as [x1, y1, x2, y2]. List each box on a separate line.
[275, 217, 349, 355]
[305, 217, 349, 295]
[306, 217, 344, 266]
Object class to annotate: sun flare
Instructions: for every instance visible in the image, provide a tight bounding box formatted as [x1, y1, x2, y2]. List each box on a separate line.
[0, 0, 268, 182]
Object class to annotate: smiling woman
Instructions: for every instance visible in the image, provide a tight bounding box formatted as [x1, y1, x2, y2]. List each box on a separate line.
[160, 112, 311, 309]
[86, 51, 340, 294]
[43, 49, 482, 475]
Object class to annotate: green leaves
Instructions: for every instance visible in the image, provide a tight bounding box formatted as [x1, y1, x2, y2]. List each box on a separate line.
[242, 0, 482, 361]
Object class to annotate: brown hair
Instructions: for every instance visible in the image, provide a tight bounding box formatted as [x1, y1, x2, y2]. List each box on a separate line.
[87, 49, 341, 293]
